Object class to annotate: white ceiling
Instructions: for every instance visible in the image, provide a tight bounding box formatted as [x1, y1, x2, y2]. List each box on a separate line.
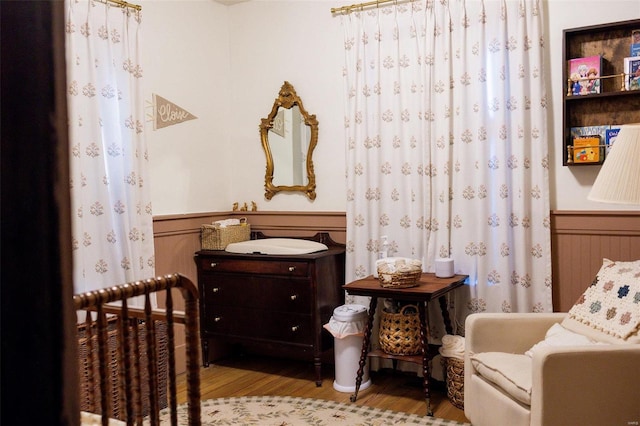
[213, 0, 250, 5]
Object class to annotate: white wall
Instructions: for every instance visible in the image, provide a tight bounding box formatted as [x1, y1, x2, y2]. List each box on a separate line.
[143, 0, 640, 215]
[545, 0, 640, 210]
[143, 0, 233, 214]
[226, 1, 346, 213]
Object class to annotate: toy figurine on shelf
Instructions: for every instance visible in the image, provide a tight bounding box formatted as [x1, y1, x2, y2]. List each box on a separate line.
[232, 202, 239, 211]
[240, 202, 248, 211]
[251, 201, 258, 211]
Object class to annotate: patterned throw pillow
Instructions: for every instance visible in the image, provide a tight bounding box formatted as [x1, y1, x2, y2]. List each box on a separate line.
[567, 259, 640, 340]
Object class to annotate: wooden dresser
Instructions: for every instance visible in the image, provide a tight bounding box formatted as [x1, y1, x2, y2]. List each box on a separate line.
[194, 233, 345, 386]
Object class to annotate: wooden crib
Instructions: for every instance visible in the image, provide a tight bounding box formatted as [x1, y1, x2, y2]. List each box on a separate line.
[74, 273, 201, 426]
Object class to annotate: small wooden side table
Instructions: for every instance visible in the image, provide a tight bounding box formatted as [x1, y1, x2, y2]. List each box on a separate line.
[343, 273, 467, 416]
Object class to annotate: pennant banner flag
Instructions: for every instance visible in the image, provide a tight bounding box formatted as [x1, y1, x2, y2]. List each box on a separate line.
[153, 94, 197, 130]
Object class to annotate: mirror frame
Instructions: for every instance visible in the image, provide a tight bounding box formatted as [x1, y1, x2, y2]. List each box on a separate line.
[260, 81, 318, 200]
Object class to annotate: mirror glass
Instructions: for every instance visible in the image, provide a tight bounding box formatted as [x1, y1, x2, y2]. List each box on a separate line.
[260, 81, 317, 200]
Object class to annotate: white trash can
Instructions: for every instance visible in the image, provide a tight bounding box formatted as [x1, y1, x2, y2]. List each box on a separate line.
[324, 304, 372, 393]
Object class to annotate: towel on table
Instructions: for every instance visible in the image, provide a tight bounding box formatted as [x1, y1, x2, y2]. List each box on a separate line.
[439, 334, 465, 360]
[213, 218, 241, 228]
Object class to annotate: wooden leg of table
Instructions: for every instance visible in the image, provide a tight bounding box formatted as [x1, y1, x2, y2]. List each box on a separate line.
[202, 339, 209, 367]
[314, 358, 322, 387]
[350, 296, 377, 403]
[438, 295, 454, 335]
[418, 302, 433, 416]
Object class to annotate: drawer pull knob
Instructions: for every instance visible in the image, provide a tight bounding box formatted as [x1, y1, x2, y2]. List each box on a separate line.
[291, 325, 299, 332]
[214, 317, 221, 322]
[210, 262, 217, 268]
[212, 287, 220, 293]
[290, 294, 297, 301]
[288, 266, 296, 272]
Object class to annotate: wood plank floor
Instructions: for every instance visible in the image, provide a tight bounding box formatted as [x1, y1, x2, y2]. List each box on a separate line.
[176, 355, 469, 423]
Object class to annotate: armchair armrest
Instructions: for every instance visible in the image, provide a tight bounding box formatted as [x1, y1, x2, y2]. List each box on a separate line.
[532, 344, 640, 426]
[464, 313, 566, 395]
[465, 313, 566, 355]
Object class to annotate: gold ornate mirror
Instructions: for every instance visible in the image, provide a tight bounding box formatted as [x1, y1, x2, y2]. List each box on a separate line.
[260, 81, 318, 200]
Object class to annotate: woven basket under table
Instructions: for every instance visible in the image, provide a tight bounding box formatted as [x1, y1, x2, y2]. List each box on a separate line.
[443, 356, 464, 409]
[378, 305, 422, 356]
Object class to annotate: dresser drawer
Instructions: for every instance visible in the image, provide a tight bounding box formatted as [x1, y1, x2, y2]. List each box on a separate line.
[198, 257, 309, 277]
[203, 306, 313, 345]
[195, 241, 346, 384]
[202, 276, 311, 313]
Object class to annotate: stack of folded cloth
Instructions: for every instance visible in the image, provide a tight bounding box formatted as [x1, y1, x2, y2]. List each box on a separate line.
[213, 218, 240, 228]
[438, 334, 465, 360]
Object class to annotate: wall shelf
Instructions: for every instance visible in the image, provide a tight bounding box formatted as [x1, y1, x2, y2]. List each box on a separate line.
[562, 19, 640, 166]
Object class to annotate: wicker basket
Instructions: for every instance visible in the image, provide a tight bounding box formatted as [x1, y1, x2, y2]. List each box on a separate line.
[201, 218, 250, 250]
[378, 305, 422, 355]
[77, 318, 168, 420]
[377, 259, 422, 289]
[443, 356, 465, 409]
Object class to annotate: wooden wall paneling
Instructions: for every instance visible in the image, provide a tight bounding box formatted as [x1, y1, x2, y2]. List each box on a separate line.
[153, 212, 347, 280]
[157, 210, 640, 361]
[551, 210, 640, 312]
[153, 212, 231, 372]
[228, 211, 347, 244]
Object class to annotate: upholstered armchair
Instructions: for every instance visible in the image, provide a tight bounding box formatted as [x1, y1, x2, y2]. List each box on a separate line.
[464, 259, 640, 426]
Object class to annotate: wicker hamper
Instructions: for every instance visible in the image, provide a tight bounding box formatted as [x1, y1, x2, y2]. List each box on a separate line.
[442, 356, 465, 409]
[77, 318, 168, 420]
[201, 218, 250, 250]
[378, 305, 422, 355]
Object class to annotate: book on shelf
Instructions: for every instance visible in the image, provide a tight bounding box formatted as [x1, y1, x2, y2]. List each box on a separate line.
[624, 56, 640, 90]
[568, 55, 602, 96]
[605, 127, 621, 156]
[569, 126, 608, 165]
[572, 135, 602, 164]
[570, 125, 609, 141]
[632, 29, 640, 56]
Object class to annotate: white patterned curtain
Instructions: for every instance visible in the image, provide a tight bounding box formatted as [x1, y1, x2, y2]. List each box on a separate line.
[65, 0, 155, 296]
[341, 0, 552, 343]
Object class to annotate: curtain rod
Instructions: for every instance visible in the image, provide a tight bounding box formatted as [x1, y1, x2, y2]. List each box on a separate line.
[331, 0, 398, 15]
[104, 0, 142, 11]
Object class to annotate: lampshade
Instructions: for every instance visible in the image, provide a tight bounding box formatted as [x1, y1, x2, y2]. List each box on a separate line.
[587, 123, 640, 205]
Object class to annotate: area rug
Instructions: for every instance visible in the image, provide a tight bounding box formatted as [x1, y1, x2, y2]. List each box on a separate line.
[159, 395, 470, 425]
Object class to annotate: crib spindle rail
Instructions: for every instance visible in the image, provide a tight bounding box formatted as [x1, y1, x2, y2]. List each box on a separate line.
[74, 273, 201, 426]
